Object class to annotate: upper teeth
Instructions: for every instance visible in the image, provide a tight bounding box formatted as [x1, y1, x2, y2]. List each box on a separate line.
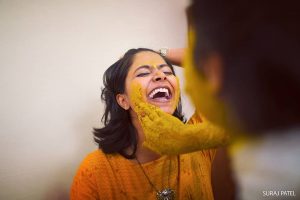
[149, 88, 169, 99]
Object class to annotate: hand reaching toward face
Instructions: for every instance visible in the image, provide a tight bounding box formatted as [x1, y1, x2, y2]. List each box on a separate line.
[130, 83, 230, 155]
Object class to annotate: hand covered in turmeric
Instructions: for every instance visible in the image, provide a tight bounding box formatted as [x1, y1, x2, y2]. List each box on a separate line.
[130, 83, 229, 155]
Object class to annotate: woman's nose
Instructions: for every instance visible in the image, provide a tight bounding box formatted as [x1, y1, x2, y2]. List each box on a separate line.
[152, 71, 167, 82]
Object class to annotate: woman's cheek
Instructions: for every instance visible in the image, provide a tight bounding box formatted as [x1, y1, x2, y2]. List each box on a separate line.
[128, 81, 147, 108]
[131, 79, 147, 97]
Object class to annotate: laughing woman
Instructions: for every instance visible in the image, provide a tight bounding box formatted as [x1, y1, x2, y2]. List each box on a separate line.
[70, 48, 228, 200]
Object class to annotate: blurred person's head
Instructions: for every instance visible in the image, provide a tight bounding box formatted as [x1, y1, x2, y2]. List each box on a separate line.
[185, 0, 300, 133]
[94, 48, 184, 158]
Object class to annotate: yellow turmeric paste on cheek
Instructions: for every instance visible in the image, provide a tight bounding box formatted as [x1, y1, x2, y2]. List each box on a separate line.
[129, 82, 145, 112]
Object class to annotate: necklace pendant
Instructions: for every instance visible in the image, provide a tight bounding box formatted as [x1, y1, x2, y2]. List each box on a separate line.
[156, 188, 175, 200]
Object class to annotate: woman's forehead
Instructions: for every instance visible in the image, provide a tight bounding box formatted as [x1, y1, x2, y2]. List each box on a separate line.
[130, 51, 166, 69]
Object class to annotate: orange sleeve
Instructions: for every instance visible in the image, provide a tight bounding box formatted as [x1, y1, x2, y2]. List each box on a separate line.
[70, 154, 99, 200]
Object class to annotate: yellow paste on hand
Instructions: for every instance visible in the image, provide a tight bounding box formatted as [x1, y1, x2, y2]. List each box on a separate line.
[130, 83, 229, 155]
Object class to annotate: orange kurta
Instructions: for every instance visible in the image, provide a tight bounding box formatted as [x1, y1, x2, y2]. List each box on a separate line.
[71, 150, 215, 200]
[71, 115, 216, 200]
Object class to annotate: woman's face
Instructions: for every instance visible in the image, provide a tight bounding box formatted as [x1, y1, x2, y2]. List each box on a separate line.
[124, 51, 180, 114]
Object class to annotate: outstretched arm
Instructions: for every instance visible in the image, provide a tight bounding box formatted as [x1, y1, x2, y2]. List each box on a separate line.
[130, 83, 229, 155]
[140, 110, 229, 155]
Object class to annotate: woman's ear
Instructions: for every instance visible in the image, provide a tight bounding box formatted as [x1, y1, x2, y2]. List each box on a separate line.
[116, 94, 130, 110]
[202, 53, 223, 93]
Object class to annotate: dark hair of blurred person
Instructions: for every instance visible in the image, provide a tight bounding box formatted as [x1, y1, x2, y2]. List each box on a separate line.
[187, 0, 300, 133]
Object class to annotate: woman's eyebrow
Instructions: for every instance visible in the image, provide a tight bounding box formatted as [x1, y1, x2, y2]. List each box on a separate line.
[134, 65, 151, 73]
[157, 64, 170, 69]
[134, 64, 170, 73]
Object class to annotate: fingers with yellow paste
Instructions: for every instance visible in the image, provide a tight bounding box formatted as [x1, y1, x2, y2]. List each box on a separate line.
[130, 83, 229, 155]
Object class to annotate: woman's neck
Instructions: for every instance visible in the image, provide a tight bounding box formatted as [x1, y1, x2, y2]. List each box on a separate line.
[135, 145, 161, 163]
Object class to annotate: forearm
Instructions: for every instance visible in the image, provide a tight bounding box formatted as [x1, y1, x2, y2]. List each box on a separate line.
[164, 48, 185, 67]
[179, 122, 228, 152]
[143, 120, 229, 155]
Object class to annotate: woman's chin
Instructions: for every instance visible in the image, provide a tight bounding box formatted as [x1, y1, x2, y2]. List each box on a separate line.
[160, 107, 175, 115]
[145, 96, 178, 114]
[149, 102, 175, 114]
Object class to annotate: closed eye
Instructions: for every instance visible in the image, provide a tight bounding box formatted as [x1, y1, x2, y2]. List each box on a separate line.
[163, 71, 174, 75]
[136, 72, 150, 77]
[159, 64, 174, 76]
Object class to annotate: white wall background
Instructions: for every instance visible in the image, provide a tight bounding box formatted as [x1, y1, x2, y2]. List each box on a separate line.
[0, 0, 193, 199]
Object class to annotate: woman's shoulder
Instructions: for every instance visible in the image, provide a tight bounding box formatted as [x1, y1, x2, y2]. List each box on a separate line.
[77, 149, 112, 170]
[82, 149, 105, 161]
[79, 149, 129, 169]
[71, 150, 114, 199]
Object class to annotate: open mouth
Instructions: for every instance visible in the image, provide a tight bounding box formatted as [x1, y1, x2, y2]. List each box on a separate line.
[148, 87, 172, 101]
